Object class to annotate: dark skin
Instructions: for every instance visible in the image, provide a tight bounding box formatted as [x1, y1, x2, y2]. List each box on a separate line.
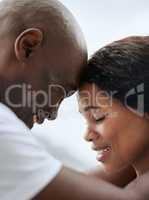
[87, 165, 136, 188]
[33, 167, 139, 200]
[0, 1, 148, 200]
[0, 6, 87, 128]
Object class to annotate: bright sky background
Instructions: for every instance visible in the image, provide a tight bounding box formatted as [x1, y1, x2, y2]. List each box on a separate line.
[32, 0, 149, 171]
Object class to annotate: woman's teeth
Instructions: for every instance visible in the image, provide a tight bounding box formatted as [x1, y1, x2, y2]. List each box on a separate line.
[96, 146, 111, 162]
[98, 147, 111, 153]
[103, 146, 111, 152]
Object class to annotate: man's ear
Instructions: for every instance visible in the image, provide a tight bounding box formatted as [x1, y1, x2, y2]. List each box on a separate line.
[14, 28, 43, 62]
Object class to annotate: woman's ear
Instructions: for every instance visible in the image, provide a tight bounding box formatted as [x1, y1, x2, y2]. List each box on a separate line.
[14, 28, 43, 62]
[144, 113, 149, 120]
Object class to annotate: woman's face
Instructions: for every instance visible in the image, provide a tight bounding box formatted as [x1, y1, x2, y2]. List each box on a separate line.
[78, 83, 149, 173]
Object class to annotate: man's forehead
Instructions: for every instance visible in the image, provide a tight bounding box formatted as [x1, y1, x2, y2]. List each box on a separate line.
[63, 81, 78, 97]
[61, 71, 81, 95]
[49, 82, 76, 100]
[48, 62, 86, 98]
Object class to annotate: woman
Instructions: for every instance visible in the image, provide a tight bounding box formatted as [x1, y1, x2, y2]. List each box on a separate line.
[78, 36, 149, 188]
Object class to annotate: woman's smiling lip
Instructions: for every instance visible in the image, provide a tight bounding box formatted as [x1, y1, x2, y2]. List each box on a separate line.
[91, 143, 111, 151]
[91, 144, 112, 162]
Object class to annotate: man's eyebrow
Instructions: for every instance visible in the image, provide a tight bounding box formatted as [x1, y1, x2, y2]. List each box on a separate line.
[79, 106, 100, 113]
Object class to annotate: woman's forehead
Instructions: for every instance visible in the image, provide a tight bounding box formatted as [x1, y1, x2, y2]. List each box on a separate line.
[79, 84, 113, 108]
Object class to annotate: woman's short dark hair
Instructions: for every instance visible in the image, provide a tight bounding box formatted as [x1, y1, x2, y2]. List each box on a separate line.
[80, 36, 149, 113]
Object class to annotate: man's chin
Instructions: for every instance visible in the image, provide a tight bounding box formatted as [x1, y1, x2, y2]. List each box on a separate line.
[26, 117, 34, 129]
[33, 114, 45, 125]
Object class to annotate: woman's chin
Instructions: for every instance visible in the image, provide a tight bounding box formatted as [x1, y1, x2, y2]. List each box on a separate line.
[99, 161, 125, 174]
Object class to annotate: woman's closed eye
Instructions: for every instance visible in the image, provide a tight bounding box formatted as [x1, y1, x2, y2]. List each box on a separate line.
[95, 115, 106, 123]
[91, 109, 106, 123]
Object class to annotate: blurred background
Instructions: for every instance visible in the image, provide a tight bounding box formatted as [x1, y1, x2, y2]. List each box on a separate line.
[32, 0, 149, 171]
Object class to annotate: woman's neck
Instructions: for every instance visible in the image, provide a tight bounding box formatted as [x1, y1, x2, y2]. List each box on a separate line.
[133, 148, 149, 177]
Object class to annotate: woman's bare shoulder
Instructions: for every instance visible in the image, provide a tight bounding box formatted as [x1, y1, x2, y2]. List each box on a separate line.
[125, 172, 149, 199]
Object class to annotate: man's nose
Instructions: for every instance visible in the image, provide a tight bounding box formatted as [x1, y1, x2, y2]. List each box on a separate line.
[84, 129, 99, 142]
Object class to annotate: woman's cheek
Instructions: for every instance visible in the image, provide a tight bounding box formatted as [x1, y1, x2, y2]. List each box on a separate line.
[95, 122, 115, 140]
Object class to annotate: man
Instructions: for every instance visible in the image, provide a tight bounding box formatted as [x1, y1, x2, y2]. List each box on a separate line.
[0, 0, 146, 200]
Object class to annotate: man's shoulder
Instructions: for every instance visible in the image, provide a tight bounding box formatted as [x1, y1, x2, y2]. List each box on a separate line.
[0, 103, 29, 133]
[0, 103, 20, 121]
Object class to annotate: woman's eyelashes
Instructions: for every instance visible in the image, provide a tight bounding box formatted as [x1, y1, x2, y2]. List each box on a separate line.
[91, 109, 106, 123]
[95, 115, 106, 123]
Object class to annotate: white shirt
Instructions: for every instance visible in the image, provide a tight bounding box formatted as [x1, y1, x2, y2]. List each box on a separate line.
[0, 103, 62, 200]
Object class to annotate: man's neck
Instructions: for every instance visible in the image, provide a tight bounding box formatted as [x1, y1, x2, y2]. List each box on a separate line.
[0, 78, 34, 129]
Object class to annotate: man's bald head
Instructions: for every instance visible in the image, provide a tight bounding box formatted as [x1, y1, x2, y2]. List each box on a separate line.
[0, 0, 87, 128]
[0, 0, 82, 36]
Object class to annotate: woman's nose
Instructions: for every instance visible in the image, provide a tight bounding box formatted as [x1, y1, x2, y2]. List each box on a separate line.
[84, 129, 98, 142]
